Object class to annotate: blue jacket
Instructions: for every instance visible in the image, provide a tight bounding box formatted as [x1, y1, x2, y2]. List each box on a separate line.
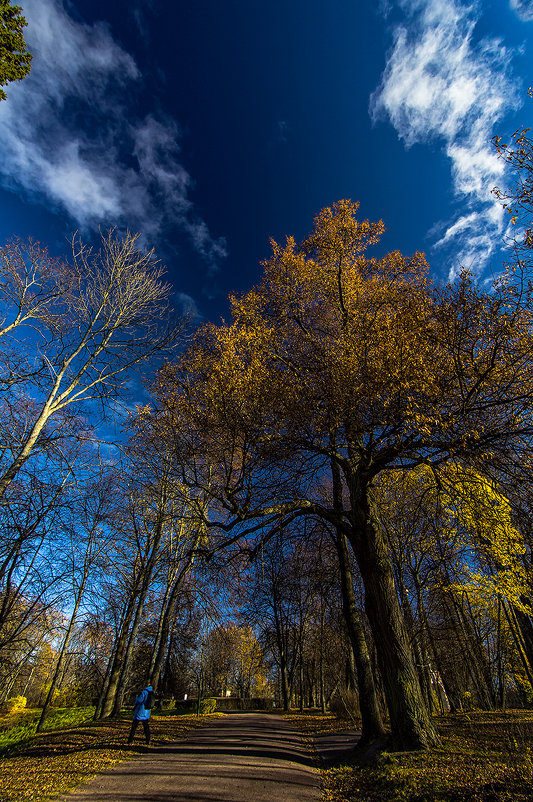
[133, 685, 153, 720]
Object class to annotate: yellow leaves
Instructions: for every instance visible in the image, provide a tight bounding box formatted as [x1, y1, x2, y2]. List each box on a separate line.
[304, 199, 385, 259]
[449, 570, 530, 617]
[172, 201, 460, 444]
[386, 463, 529, 612]
[133, 403, 152, 421]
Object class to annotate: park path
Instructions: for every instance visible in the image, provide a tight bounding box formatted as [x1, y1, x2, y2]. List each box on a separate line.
[61, 712, 324, 802]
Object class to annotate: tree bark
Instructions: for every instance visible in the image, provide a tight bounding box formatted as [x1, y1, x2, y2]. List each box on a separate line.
[348, 481, 438, 749]
[330, 453, 386, 743]
[334, 525, 386, 743]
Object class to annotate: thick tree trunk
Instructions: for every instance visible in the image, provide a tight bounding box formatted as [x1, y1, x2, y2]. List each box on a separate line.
[330, 454, 386, 744]
[348, 484, 438, 749]
[335, 525, 386, 743]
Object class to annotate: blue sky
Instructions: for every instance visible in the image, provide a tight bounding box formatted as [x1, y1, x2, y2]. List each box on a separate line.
[1, 0, 533, 322]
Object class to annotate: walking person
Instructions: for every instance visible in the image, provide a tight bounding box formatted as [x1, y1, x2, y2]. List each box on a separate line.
[127, 682, 154, 746]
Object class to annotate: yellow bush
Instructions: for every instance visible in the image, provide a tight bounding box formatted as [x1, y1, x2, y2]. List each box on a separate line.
[200, 697, 217, 714]
[1, 695, 27, 716]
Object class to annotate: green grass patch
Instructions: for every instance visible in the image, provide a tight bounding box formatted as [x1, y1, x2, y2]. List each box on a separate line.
[0, 709, 220, 801]
[0, 708, 95, 752]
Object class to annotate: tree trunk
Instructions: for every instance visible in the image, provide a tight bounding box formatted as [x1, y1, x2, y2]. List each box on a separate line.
[502, 600, 533, 690]
[348, 482, 438, 749]
[149, 539, 199, 690]
[450, 591, 494, 709]
[513, 604, 533, 676]
[330, 454, 386, 743]
[396, 570, 434, 715]
[111, 590, 148, 717]
[100, 594, 137, 718]
[299, 644, 304, 712]
[94, 646, 115, 720]
[319, 606, 326, 714]
[36, 579, 85, 732]
[280, 655, 290, 711]
[335, 525, 386, 743]
[413, 576, 452, 713]
[108, 490, 168, 717]
[496, 596, 506, 709]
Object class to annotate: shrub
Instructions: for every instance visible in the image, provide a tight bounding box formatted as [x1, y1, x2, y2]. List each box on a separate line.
[329, 689, 360, 722]
[200, 697, 217, 714]
[0, 696, 27, 716]
[53, 684, 88, 708]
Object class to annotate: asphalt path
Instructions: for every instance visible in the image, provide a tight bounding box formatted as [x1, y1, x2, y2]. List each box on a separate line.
[62, 713, 324, 802]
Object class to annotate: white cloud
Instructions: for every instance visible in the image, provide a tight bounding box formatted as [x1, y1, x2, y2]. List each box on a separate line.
[434, 212, 479, 246]
[370, 0, 520, 277]
[0, 0, 226, 270]
[510, 0, 533, 22]
[175, 292, 200, 318]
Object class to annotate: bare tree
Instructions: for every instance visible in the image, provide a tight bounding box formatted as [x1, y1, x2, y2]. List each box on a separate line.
[0, 229, 186, 500]
[36, 472, 116, 731]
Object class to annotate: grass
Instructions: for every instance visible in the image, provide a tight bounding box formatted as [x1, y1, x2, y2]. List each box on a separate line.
[0, 707, 96, 752]
[287, 709, 533, 802]
[0, 707, 222, 801]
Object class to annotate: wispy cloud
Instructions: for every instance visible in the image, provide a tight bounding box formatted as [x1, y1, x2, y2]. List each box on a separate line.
[0, 0, 226, 271]
[510, 0, 533, 22]
[370, 0, 520, 278]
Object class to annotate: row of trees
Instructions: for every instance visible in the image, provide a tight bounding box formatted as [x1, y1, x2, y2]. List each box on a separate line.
[0, 231, 209, 726]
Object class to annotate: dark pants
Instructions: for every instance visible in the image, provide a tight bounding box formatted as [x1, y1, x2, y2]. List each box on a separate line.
[128, 718, 150, 744]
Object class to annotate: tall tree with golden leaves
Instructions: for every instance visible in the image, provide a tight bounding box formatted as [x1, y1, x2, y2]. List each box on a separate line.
[153, 200, 533, 749]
